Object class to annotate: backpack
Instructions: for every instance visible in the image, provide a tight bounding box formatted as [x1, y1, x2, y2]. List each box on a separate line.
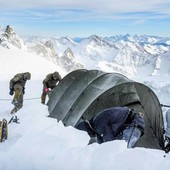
[0, 119, 8, 142]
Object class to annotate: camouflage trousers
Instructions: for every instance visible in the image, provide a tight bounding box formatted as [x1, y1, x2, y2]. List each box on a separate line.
[12, 84, 23, 109]
[41, 90, 52, 104]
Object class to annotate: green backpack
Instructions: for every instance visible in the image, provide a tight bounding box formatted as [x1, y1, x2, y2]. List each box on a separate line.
[0, 119, 8, 142]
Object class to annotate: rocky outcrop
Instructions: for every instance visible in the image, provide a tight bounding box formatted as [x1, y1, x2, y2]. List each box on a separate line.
[29, 40, 59, 64]
[0, 25, 26, 49]
[59, 48, 84, 72]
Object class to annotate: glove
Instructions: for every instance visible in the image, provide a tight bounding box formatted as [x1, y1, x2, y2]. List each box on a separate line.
[9, 88, 14, 96]
[88, 136, 98, 145]
[44, 88, 49, 93]
[23, 87, 25, 94]
[127, 127, 141, 148]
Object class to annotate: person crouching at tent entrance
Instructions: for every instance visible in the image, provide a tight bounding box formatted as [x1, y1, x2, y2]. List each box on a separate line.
[164, 109, 170, 153]
[41, 71, 62, 104]
[75, 106, 145, 148]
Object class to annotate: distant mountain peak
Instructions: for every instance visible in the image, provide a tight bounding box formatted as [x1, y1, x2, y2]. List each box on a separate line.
[45, 40, 53, 48]
[89, 34, 102, 43]
[63, 48, 74, 59]
[5, 25, 15, 35]
[59, 47, 83, 72]
[0, 25, 26, 49]
[81, 34, 115, 48]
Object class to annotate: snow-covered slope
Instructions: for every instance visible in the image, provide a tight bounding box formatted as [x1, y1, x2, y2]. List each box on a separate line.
[0, 46, 66, 81]
[0, 27, 170, 169]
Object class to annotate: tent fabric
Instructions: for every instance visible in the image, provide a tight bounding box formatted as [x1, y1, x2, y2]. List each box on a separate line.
[48, 69, 164, 150]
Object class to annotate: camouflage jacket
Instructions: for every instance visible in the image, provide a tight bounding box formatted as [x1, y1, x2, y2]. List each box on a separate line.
[10, 73, 27, 89]
[43, 73, 61, 89]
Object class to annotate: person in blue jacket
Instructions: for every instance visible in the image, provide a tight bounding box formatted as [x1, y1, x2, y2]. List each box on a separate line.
[76, 106, 145, 148]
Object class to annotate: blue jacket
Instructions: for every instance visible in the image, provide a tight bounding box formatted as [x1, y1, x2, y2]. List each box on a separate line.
[76, 106, 145, 144]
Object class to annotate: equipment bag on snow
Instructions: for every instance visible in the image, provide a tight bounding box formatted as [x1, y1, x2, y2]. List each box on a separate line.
[0, 118, 8, 142]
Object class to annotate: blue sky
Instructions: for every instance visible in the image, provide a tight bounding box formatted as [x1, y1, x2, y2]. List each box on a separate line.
[0, 0, 170, 37]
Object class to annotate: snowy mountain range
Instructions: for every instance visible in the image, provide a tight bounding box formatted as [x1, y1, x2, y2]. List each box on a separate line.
[1, 25, 170, 170]
[1, 25, 170, 77]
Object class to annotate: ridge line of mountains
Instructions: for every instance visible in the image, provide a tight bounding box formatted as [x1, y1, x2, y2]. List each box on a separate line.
[0, 25, 170, 77]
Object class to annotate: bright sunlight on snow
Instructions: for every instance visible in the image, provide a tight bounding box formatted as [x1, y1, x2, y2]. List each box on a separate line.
[0, 43, 170, 170]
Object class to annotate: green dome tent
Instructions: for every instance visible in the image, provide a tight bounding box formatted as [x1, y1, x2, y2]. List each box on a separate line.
[47, 69, 164, 150]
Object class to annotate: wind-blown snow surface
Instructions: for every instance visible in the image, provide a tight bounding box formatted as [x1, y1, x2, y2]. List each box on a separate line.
[0, 47, 170, 170]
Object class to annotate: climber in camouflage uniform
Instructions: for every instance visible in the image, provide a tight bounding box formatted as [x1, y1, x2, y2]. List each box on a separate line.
[41, 71, 61, 104]
[9, 72, 31, 112]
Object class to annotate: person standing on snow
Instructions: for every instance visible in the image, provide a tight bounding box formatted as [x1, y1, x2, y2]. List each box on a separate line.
[76, 106, 145, 148]
[164, 109, 170, 153]
[41, 71, 62, 104]
[9, 72, 31, 113]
